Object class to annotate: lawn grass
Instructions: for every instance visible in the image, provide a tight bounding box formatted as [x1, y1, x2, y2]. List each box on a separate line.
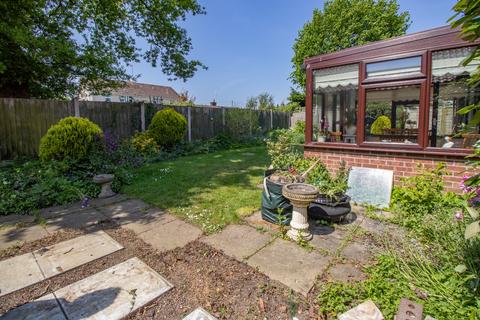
[123, 146, 268, 233]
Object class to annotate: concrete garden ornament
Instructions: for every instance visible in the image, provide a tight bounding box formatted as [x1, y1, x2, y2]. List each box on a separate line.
[93, 174, 116, 198]
[282, 183, 318, 241]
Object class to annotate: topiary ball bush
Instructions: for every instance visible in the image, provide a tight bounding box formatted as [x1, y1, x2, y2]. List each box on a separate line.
[39, 117, 103, 161]
[370, 115, 391, 135]
[148, 108, 187, 147]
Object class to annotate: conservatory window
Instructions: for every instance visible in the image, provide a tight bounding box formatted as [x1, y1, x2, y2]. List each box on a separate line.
[366, 56, 422, 80]
[429, 47, 480, 148]
[364, 84, 421, 144]
[313, 64, 359, 143]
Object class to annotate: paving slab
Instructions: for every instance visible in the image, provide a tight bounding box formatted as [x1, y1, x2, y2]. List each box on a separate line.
[341, 240, 378, 264]
[34, 231, 124, 278]
[183, 307, 218, 320]
[309, 224, 348, 254]
[244, 211, 281, 233]
[98, 199, 150, 218]
[339, 300, 384, 320]
[327, 262, 366, 283]
[45, 209, 106, 232]
[55, 257, 173, 320]
[112, 208, 176, 234]
[0, 225, 49, 251]
[138, 218, 202, 252]
[201, 224, 271, 260]
[0, 293, 65, 320]
[0, 252, 44, 297]
[247, 238, 331, 295]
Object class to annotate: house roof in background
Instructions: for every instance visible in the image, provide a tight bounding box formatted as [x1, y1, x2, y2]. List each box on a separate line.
[111, 81, 180, 100]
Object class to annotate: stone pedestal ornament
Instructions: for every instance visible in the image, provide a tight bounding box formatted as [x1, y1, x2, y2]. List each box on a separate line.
[93, 174, 116, 198]
[282, 183, 318, 241]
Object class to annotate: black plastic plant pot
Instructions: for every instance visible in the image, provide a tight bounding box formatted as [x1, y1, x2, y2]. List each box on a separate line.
[307, 194, 351, 223]
[261, 169, 293, 225]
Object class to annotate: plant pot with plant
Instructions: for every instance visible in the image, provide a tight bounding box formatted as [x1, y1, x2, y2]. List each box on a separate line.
[317, 117, 329, 143]
[307, 161, 352, 222]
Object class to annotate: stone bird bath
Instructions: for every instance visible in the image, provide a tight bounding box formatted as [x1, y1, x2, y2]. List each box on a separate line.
[282, 183, 318, 241]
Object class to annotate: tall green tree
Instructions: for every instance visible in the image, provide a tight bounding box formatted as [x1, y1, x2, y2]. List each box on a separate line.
[290, 0, 411, 89]
[0, 0, 206, 99]
[257, 92, 275, 110]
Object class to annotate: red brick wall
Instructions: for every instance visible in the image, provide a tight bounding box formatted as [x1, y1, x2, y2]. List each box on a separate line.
[304, 148, 474, 193]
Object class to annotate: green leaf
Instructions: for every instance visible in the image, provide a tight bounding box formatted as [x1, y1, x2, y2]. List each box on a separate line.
[466, 205, 479, 220]
[457, 104, 478, 115]
[454, 264, 467, 273]
[465, 221, 480, 240]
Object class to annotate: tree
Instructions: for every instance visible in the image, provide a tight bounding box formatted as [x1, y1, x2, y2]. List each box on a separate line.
[245, 96, 258, 110]
[257, 92, 275, 110]
[290, 0, 410, 89]
[287, 88, 305, 107]
[0, 0, 206, 99]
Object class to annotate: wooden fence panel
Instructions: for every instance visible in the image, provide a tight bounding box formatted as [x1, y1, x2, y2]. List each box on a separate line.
[0, 98, 290, 159]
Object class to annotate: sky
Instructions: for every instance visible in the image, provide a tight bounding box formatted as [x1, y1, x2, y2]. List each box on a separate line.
[132, 0, 458, 107]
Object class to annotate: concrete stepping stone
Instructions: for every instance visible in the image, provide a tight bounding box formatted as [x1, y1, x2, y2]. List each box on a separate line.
[115, 208, 177, 234]
[327, 262, 366, 283]
[309, 225, 347, 254]
[45, 209, 106, 232]
[245, 211, 281, 233]
[201, 224, 271, 260]
[0, 293, 65, 320]
[55, 257, 172, 320]
[98, 199, 150, 218]
[0, 231, 123, 297]
[0, 225, 49, 251]
[246, 238, 331, 295]
[138, 218, 202, 252]
[341, 240, 378, 264]
[183, 307, 218, 320]
[33, 231, 124, 278]
[0, 252, 44, 297]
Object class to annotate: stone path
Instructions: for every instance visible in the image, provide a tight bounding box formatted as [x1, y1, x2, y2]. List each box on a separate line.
[0, 193, 405, 317]
[0, 231, 123, 297]
[2, 258, 173, 320]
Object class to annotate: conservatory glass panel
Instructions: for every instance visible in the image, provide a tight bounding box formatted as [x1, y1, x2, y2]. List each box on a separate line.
[312, 64, 359, 143]
[429, 47, 480, 148]
[366, 56, 421, 79]
[364, 85, 421, 144]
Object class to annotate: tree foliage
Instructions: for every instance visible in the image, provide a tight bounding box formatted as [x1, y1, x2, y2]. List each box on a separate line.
[0, 0, 206, 99]
[290, 0, 410, 89]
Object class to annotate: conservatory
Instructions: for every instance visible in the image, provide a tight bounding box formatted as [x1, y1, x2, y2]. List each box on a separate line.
[303, 26, 480, 191]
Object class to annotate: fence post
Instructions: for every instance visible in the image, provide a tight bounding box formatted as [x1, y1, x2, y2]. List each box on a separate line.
[140, 103, 145, 132]
[187, 107, 192, 142]
[222, 107, 226, 131]
[270, 109, 273, 130]
[73, 98, 80, 117]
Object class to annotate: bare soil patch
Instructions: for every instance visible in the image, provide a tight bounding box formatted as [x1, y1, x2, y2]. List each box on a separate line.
[0, 222, 315, 319]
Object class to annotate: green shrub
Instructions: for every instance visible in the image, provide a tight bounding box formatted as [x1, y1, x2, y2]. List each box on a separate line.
[370, 115, 391, 135]
[131, 132, 159, 156]
[39, 117, 103, 161]
[148, 108, 187, 147]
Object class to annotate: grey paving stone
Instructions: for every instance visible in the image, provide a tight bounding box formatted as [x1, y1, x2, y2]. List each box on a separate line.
[0, 225, 49, 251]
[309, 225, 348, 254]
[55, 257, 172, 320]
[244, 211, 281, 233]
[90, 194, 129, 208]
[45, 209, 106, 232]
[40, 201, 88, 220]
[327, 262, 366, 283]
[112, 208, 176, 234]
[201, 224, 271, 260]
[247, 238, 331, 295]
[341, 240, 379, 264]
[183, 307, 218, 320]
[34, 231, 123, 278]
[0, 252, 44, 297]
[0, 293, 66, 320]
[98, 199, 150, 217]
[138, 218, 202, 252]
[0, 214, 35, 227]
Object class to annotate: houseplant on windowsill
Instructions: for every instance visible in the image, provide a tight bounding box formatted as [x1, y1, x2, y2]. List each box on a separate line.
[317, 118, 329, 143]
[307, 161, 352, 222]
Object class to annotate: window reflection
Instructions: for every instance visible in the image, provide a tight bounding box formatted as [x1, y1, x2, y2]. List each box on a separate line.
[430, 47, 480, 148]
[313, 64, 358, 143]
[364, 85, 421, 144]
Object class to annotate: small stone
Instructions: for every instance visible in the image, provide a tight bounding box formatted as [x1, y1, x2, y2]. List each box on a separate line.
[424, 316, 436, 320]
[338, 300, 384, 320]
